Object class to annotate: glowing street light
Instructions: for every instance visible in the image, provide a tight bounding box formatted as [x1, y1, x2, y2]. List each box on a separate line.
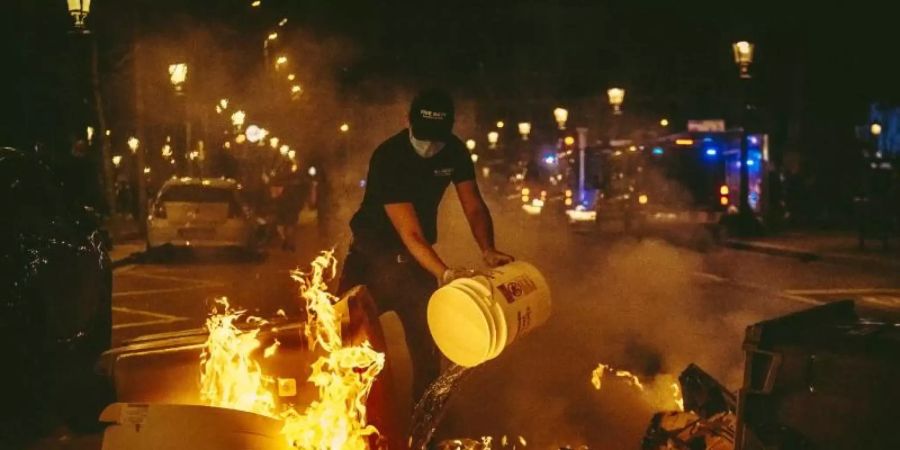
[564, 136, 575, 146]
[607, 87, 625, 115]
[245, 125, 265, 143]
[732, 41, 754, 79]
[660, 118, 670, 127]
[340, 123, 350, 133]
[291, 84, 303, 96]
[111, 155, 122, 167]
[278, 18, 288, 27]
[518, 122, 532, 141]
[288, 149, 297, 160]
[487, 131, 499, 149]
[251, 0, 261, 7]
[86, 126, 94, 143]
[496, 121, 505, 129]
[127, 136, 140, 153]
[553, 107, 569, 130]
[308, 166, 317, 177]
[870, 122, 882, 136]
[67, 0, 92, 31]
[161, 144, 173, 158]
[168, 63, 188, 94]
[465, 139, 476, 151]
[275, 55, 288, 70]
[287, 73, 296, 81]
[269, 136, 280, 149]
[279, 145, 290, 156]
[231, 110, 246, 129]
[267, 32, 278, 41]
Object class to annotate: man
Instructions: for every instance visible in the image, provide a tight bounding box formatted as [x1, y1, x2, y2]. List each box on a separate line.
[339, 88, 514, 401]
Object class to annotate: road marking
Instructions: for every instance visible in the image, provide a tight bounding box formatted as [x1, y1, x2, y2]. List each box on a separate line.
[112, 306, 185, 321]
[111, 306, 189, 330]
[113, 318, 188, 330]
[113, 285, 220, 297]
[693, 271, 824, 306]
[783, 288, 900, 296]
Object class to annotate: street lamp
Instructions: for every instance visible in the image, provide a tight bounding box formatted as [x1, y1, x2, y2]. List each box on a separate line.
[267, 32, 278, 41]
[553, 107, 569, 130]
[111, 155, 122, 168]
[291, 84, 303, 98]
[732, 41, 754, 79]
[231, 110, 246, 129]
[127, 136, 140, 154]
[870, 122, 882, 136]
[287, 73, 296, 81]
[607, 88, 625, 115]
[275, 55, 288, 70]
[67, 0, 92, 31]
[168, 63, 188, 94]
[487, 131, 499, 149]
[518, 122, 532, 141]
[246, 125, 265, 143]
[340, 123, 350, 133]
[466, 139, 476, 151]
[496, 121, 505, 129]
[660, 118, 670, 127]
[279, 145, 290, 156]
[269, 136, 279, 149]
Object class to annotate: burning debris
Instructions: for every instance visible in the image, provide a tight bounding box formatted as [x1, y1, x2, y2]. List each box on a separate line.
[103, 251, 386, 450]
[280, 251, 385, 450]
[199, 297, 277, 417]
[591, 363, 684, 412]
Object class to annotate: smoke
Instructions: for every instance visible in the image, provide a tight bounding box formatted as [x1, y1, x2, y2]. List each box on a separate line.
[429, 194, 761, 448]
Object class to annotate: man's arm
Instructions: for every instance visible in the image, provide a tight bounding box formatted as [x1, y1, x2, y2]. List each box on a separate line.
[455, 180, 514, 266]
[384, 202, 448, 279]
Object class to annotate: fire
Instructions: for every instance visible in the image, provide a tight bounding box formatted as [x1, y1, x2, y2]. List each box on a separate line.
[200, 252, 385, 450]
[591, 363, 684, 412]
[280, 251, 385, 450]
[199, 297, 276, 417]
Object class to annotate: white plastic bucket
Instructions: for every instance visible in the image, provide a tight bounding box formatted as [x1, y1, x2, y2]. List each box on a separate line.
[427, 261, 551, 367]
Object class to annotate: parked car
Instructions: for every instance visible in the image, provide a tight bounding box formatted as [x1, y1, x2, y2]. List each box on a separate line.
[147, 177, 260, 254]
[0, 147, 113, 445]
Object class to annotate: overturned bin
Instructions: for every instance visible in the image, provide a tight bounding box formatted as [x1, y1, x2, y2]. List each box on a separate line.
[98, 286, 403, 449]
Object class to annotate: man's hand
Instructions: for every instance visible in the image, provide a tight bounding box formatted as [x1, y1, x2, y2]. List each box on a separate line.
[440, 267, 477, 286]
[483, 248, 514, 268]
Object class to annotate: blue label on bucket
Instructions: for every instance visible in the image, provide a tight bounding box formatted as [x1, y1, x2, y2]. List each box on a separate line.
[497, 275, 537, 303]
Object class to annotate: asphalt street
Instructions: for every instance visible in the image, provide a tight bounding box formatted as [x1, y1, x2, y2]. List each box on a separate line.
[33, 200, 900, 449]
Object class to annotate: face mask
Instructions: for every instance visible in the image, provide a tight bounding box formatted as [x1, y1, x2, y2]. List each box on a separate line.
[409, 129, 445, 158]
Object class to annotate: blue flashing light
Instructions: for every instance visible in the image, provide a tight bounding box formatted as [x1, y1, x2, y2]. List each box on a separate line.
[652, 147, 664, 155]
[542, 155, 558, 165]
[748, 136, 759, 145]
[746, 159, 755, 166]
[702, 136, 714, 143]
[705, 148, 718, 156]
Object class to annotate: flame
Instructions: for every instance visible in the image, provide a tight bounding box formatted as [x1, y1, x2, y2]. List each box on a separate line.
[199, 297, 276, 417]
[199, 252, 384, 450]
[281, 251, 385, 450]
[591, 363, 684, 412]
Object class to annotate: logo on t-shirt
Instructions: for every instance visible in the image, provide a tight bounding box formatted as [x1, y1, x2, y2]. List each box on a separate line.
[434, 168, 453, 177]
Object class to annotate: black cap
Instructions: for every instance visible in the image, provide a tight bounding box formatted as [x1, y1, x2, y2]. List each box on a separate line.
[409, 88, 455, 141]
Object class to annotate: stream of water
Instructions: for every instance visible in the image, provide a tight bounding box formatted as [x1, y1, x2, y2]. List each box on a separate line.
[407, 364, 475, 449]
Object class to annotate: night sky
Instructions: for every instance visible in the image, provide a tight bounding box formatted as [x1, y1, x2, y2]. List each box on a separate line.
[3, 0, 897, 193]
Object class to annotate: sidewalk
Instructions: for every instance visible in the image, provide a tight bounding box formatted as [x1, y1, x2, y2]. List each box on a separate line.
[724, 230, 900, 269]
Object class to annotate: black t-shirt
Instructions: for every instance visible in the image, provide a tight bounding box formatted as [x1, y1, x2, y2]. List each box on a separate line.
[350, 129, 476, 249]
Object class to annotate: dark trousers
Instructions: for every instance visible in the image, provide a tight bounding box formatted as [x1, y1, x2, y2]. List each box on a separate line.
[338, 242, 440, 403]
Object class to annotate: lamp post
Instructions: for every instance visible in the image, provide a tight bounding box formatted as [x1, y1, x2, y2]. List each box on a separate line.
[487, 131, 499, 149]
[607, 88, 625, 115]
[169, 63, 190, 175]
[518, 122, 532, 141]
[553, 107, 568, 130]
[66, 0, 92, 32]
[465, 139, 476, 152]
[231, 110, 246, 131]
[733, 40, 757, 234]
[870, 122, 882, 153]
